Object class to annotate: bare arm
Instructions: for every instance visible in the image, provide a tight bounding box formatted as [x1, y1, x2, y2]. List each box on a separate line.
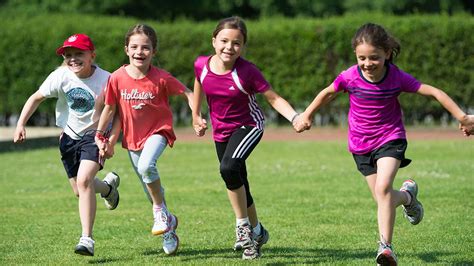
[297, 84, 337, 132]
[101, 112, 121, 159]
[191, 78, 207, 136]
[417, 84, 473, 137]
[263, 88, 298, 122]
[97, 104, 116, 133]
[14, 91, 46, 143]
[180, 87, 194, 111]
[107, 112, 122, 146]
[417, 84, 469, 122]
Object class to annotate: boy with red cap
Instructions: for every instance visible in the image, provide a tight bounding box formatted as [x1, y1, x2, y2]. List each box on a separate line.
[14, 33, 119, 256]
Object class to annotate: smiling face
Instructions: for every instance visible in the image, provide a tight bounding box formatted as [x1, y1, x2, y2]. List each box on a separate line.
[125, 33, 155, 72]
[62, 47, 95, 78]
[355, 42, 390, 82]
[212, 28, 244, 68]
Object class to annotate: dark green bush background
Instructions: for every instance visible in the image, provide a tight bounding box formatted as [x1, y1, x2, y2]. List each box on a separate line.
[1, 12, 472, 126]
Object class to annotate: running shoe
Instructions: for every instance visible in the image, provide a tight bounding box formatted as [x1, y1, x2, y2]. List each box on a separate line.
[102, 172, 120, 210]
[400, 179, 424, 225]
[74, 236, 94, 256]
[376, 242, 397, 266]
[163, 214, 179, 255]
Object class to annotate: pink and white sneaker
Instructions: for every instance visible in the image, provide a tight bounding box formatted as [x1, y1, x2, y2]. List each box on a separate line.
[163, 214, 179, 255]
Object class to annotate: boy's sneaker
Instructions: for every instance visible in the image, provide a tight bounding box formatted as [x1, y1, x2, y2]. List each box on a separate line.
[152, 208, 171, 235]
[102, 172, 120, 210]
[400, 179, 424, 225]
[233, 222, 253, 251]
[74, 236, 95, 256]
[376, 242, 397, 266]
[242, 241, 261, 260]
[254, 223, 270, 249]
[163, 215, 179, 255]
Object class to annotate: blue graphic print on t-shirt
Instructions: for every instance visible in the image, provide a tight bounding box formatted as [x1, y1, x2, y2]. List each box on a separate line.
[66, 87, 95, 114]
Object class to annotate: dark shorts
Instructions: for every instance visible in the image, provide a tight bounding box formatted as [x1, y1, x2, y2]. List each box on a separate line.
[352, 139, 411, 176]
[59, 132, 103, 178]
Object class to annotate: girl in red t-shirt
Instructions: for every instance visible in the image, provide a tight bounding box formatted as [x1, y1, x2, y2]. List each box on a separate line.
[95, 24, 193, 256]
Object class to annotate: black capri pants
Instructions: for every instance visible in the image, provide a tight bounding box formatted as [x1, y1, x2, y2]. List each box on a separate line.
[215, 125, 263, 208]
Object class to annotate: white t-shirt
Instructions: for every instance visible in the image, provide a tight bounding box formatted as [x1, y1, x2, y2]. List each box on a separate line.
[39, 65, 110, 140]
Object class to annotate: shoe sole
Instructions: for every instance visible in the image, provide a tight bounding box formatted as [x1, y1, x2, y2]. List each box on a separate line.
[404, 200, 424, 225]
[153, 214, 178, 236]
[108, 193, 119, 210]
[74, 247, 93, 256]
[376, 251, 397, 266]
[242, 249, 261, 260]
[104, 172, 120, 210]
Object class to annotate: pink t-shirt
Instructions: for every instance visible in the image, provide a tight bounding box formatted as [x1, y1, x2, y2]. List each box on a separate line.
[333, 64, 421, 154]
[194, 56, 270, 142]
[105, 65, 186, 150]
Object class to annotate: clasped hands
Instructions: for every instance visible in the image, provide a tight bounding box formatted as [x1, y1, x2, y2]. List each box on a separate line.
[95, 132, 115, 159]
[292, 112, 312, 133]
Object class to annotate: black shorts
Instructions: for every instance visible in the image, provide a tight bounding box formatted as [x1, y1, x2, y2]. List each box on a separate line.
[352, 139, 411, 176]
[59, 132, 103, 178]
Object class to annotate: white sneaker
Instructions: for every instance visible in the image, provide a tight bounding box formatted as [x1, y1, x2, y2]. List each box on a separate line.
[152, 208, 171, 235]
[74, 236, 95, 256]
[102, 172, 120, 210]
[234, 222, 253, 251]
[400, 179, 424, 225]
[163, 214, 179, 255]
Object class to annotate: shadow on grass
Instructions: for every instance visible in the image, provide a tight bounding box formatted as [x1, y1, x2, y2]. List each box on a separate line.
[87, 257, 123, 264]
[0, 136, 58, 153]
[84, 247, 467, 264]
[416, 251, 469, 264]
[159, 246, 374, 264]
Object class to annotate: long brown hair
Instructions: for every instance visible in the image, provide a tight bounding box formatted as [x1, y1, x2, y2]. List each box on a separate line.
[213, 16, 248, 44]
[351, 23, 401, 62]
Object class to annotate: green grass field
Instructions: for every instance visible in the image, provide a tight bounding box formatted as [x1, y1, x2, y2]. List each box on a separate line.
[1, 138, 473, 265]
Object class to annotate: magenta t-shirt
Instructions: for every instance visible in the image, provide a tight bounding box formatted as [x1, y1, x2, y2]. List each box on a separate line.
[333, 64, 421, 154]
[194, 56, 270, 142]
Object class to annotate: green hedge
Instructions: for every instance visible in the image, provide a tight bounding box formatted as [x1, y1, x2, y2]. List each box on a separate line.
[1, 12, 472, 125]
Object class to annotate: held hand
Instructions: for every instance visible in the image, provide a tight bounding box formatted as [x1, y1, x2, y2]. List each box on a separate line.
[459, 114, 474, 136]
[103, 142, 115, 159]
[293, 113, 312, 133]
[95, 133, 108, 157]
[13, 126, 26, 143]
[193, 117, 208, 137]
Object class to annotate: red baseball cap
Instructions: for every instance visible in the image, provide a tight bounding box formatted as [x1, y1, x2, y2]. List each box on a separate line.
[56, 33, 95, 55]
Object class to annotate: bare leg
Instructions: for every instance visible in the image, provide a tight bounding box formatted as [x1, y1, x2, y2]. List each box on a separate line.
[69, 176, 110, 198]
[247, 203, 258, 228]
[76, 160, 100, 237]
[227, 186, 248, 219]
[374, 157, 409, 243]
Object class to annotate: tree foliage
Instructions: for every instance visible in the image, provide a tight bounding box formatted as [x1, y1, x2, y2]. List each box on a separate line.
[1, 0, 472, 21]
[0, 12, 472, 126]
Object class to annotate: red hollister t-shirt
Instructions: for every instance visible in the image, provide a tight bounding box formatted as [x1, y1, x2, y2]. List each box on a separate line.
[105, 65, 186, 150]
